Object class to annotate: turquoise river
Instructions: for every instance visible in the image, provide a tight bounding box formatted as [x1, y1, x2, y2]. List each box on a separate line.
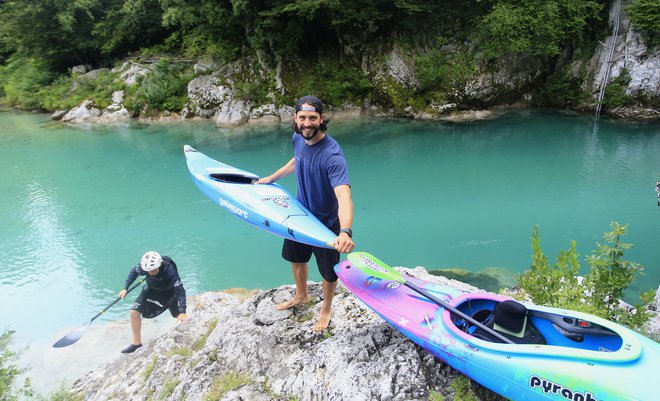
[1, 109, 659, 393]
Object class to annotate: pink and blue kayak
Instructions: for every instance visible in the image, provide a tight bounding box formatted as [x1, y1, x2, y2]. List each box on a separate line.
[336, 252, 660, 401]
[184, 145, 336, 248]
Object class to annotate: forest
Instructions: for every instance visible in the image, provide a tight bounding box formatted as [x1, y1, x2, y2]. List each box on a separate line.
[0, 0, 658, 112]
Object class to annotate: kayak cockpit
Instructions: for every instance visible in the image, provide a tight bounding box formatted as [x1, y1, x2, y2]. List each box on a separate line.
[450, 298, 623, 352]
[206, 168, 259, 184]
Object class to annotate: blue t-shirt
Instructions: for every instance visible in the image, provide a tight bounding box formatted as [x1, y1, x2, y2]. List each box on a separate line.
[292, 133, 350, 227]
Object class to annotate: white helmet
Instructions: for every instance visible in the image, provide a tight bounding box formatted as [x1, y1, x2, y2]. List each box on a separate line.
[140, 251, 162, 272]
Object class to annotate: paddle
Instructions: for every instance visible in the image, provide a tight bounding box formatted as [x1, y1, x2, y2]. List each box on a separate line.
[52, 278, 146, 348]
[346, 252, 515, 345]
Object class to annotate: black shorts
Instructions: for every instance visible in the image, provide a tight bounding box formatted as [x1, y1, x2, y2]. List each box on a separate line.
[282, 222, 340, 282]
[130, 286, 180, 319]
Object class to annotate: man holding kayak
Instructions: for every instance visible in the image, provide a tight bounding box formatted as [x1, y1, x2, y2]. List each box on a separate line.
[118, 251, 188, 353]
[257, 95, 355, 331]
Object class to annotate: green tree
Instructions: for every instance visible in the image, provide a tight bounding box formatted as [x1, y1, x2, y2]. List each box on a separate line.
[160, 0, 243, 60]
[478, 0, 602, 58]
[93, 0, 169, 57]
[0, 330, 32, 401]
[626, 0, 660, 47]
[0, 0, 110, 70]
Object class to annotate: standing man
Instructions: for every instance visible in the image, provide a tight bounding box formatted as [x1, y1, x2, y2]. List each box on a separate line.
[118, 251, 188, 353]
[257, 95, 355, 331]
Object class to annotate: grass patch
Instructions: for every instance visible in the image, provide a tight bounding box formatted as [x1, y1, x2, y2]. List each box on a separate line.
[428, 390, 445, 401]
[193, 318, 219, 351]
[46, 385, 84, 401]
[205, 370, 253, 401]
[450, 376, 478, 401]
[158, 379, 180, 400]
[142, 355, 157, 381]
[167, 346, 193, 359]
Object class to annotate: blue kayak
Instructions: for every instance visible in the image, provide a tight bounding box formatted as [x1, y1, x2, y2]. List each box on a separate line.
[184, 145, 336, 248]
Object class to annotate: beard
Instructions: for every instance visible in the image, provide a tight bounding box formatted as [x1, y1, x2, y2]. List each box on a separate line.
[294, 123, 320, 140]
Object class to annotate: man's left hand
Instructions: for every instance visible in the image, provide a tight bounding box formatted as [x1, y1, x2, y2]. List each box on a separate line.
[334, 233, 355, 254]
[176, 313, 188, 323]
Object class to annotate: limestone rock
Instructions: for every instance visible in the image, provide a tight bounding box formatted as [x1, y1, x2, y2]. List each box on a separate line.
[69, 277, 502, 401]
[187, 75, 231, 118]
[99, 91, 132, 123]
[113, 61, 151, 86]
[214, 100, 251, 127]
[61, 100, 101, 123]
[249, 104, 281, 124]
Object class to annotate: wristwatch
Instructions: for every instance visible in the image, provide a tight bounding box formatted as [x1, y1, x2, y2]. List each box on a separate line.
[340, 228, 353, 238]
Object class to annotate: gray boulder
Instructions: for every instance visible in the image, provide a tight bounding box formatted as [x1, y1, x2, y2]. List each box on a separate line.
[187, 75, 232, 118]
[99, 90, 132, 123]
[214, 100, 251, 127]
[249, 104, 282, 124]
[61, 100, 101, 123]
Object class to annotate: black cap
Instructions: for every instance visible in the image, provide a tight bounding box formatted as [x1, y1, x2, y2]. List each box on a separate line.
[295, 95, 324, 115]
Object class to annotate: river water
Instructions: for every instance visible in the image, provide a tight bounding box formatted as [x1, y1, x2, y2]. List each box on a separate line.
[1, 109, 659, 394]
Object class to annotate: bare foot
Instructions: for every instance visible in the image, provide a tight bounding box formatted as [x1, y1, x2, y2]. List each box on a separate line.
[276, 295, 310, 310]
[313, 308, 332, 332]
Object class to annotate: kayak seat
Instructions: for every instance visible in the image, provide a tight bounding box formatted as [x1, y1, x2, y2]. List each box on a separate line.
[471, 300, 546, 345]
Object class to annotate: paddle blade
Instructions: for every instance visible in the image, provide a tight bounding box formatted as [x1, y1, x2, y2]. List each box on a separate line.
[347, 252, 406, 284]
[52, 322, 90, 348]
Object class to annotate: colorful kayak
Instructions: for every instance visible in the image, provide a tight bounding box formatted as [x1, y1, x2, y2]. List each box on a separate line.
[336, 252, 660, 401]
[184, 145, 336, 248]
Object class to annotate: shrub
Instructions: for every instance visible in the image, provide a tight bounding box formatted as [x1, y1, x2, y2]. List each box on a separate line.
[517, 222, 655, 332]
[0, 57, 54, 109]
[134, 58, 192, 112]
[602, 69, 635, 109]
[0, 330, 33, 401]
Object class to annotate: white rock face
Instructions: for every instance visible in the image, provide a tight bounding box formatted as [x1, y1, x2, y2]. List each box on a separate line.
[61, 100, 101, 123]
[187, 75, 232, 118]
[113, 61, 151, 85]
[99, 91, 131, 123]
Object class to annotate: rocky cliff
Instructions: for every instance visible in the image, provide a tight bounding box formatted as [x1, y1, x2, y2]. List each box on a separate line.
[55, 0, 659, 125]
[69, 269, 504, 401]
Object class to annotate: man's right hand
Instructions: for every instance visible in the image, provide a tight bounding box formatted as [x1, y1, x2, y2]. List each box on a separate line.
[118, 289, 127, 299]
[255, 175, 274, 184]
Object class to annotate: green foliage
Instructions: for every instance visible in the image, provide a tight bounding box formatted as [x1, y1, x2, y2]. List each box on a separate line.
[205, 370, 252, 401]
[158, 379, 180, 400]
[45, 384, 84, 401]
[428, 390, 445, 401]
[517, 222, 655, 332]
[93, 0, 169, 57]
[192, 318, 218, 352]
[537, 68, 590, 108]
[290, 60, 372, 107]
[478, 0, 602, 58]
[586, 221, 643, 314]
[626, 0, 660, 47]
[0, 57, 54, 109]
[450, 375, 478, 401]
[602, 69, 635, 109]
[0, 0, 107, 70]
[142, 355, 157, 381]
[0, 330, 32, 401]
[415, 45, 477, 103]
[160, 0, 243, 61]
[133, 59, 192, 112]
[167, 346, 193, 359]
